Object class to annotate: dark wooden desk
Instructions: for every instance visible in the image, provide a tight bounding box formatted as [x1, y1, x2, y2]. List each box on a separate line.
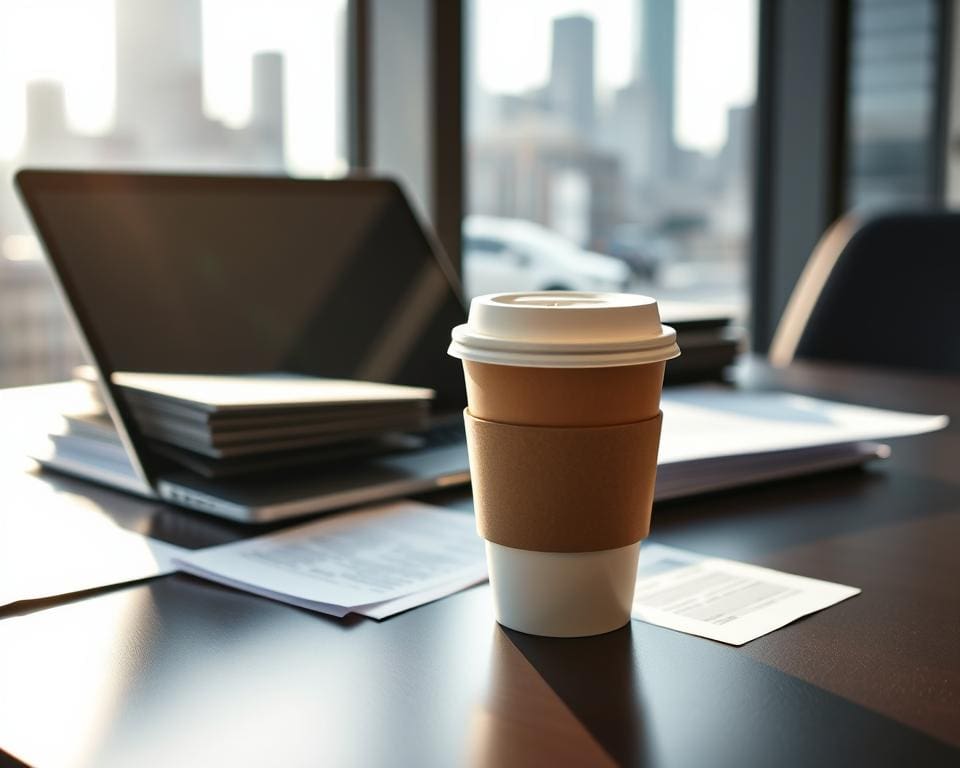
[1, 360, 958, 767]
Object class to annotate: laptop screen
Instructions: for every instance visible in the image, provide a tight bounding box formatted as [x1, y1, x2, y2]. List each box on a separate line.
[17, 171, 470, 487]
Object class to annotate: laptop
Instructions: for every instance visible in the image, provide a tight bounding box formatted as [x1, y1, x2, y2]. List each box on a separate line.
[16, 169, 472, 523]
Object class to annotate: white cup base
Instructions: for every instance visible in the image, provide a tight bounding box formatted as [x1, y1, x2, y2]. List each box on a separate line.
[485, 540, 641, 638]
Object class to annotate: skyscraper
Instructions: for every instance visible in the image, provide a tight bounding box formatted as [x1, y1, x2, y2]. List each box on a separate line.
[638, 0, 677, 174]
[549, 15, 596, 141]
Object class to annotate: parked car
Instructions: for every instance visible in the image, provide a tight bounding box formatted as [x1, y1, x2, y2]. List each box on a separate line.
[463, 215, 632, 298]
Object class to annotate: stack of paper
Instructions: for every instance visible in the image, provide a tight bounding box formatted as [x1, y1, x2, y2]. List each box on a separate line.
[31, 380, 948, 506]
[658, 300, 743, 384]
[174, 501, 488, 619]
[654, 387, 948, 500]
[111, 372, 435, 460]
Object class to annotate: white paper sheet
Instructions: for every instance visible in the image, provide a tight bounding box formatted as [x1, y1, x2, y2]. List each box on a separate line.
[1, 534, 181, 608]
[658, 387, 947, 464]
[631, 543, 860, 645]
[355, 569, 488, 620]
[174, 501, 487, 618]
[1, 478, 183, 607]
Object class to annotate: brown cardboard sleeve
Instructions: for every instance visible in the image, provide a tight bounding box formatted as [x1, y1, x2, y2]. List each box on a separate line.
[464, 410, 662, 553]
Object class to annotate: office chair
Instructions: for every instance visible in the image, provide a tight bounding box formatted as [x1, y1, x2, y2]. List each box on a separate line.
[770, 210, 960, 373]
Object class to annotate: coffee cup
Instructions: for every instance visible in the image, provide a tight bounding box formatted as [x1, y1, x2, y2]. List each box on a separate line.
[449, 291, 679, 637]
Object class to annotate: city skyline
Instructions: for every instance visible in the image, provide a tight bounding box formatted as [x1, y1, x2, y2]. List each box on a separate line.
[1, 0, 755, 164]
[473, 0, 757, 153]
[0, 0, 347, 176]
[469, 3, 753, 220]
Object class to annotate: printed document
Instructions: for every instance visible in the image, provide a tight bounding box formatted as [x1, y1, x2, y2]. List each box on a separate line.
[175, 501, 487, 619]
[632, 543, 860, 645]
[658, 386, 947, 463]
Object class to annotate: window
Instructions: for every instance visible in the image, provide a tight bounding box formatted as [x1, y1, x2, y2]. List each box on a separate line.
[0, 0, 348, 387]
[464, 0, 759, 311]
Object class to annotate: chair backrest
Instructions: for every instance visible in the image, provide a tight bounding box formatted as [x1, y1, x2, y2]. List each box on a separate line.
[770, 211, 960, 373]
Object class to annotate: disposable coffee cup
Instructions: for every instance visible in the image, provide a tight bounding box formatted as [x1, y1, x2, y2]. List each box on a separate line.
[449, 291, 680, 637]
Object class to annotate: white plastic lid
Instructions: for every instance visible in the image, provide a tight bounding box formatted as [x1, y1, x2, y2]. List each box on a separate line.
[448, 291, 680, 368]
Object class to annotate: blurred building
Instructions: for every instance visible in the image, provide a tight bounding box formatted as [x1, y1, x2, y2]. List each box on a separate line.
[638, 0, 678, 178]
[470, 12, 625, 250]
[549, 16, 596, 141]
[470, 115, 622, 250]
[845, 0, 941, 209]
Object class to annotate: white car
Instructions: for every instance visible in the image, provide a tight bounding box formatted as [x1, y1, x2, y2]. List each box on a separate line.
[462, 215, 631, 298]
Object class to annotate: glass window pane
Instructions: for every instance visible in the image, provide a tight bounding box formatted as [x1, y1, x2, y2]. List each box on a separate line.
[465, 0, 758, 313]
[845, 0, 942, 210]
[0, 0, 348, 387]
